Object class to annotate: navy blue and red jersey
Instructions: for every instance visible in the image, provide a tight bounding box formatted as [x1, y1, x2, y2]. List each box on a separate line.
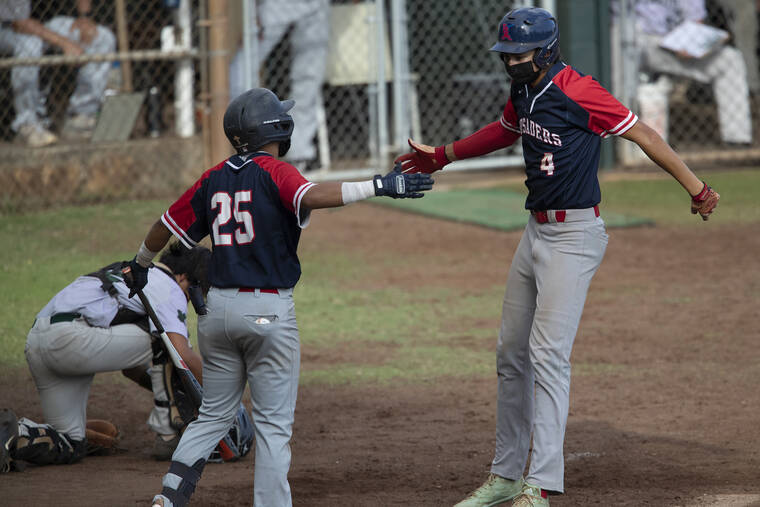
[500, 61, 638, 210]
[161, 152, 315, 289]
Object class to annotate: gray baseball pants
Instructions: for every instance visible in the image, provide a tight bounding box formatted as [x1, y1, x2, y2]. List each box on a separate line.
[25, 316, 153, 440]
[161, 287, 300, 507]
[229, 0, 329, 161]
[490, 209, 608, 493]
[0, 16, 115, 131]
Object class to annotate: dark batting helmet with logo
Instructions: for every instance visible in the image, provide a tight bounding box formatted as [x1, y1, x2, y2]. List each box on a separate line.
[489, 7, 560, 69]
[223, 88, 295, 156]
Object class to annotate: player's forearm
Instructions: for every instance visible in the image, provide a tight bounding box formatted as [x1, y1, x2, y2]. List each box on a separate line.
[168, 332, 203, 384]
[301, 182, 345, 209]
[144, 219, 173, 253]
[133, 220, 172, 268]
[622, 121, 703, 195]
[451, 121, 520, 160]
[184, 351, 203, 385]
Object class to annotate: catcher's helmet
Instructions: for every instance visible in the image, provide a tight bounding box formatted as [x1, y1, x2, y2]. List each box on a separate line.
[223, 88, 295, 156]
[490, 7, 560, 69]
[209, 404, 254, 463]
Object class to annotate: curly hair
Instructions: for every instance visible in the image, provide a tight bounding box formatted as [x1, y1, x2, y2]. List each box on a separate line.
[159, 241, 212, 293]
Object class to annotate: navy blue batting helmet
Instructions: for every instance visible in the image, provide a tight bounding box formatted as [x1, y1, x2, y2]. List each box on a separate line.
[223, 88, 295, 156]
[490, 8, 560, 69]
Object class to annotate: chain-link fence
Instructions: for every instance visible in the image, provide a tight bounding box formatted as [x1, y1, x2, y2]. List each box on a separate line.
[0, 0, 204, 212]
[233, 0, 537, 177]
[612, 0, 760, 165]
[1, 0, 758, 213]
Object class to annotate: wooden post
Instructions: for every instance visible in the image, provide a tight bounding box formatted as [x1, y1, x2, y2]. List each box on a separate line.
[114, 0, 133, 92]
[209, 0, 231, 163]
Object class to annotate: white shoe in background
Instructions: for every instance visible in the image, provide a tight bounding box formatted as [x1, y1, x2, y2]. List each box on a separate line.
[17, 124, 58, 147]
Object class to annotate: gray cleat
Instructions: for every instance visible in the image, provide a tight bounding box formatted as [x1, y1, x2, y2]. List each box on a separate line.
[454, 474, 525, 507]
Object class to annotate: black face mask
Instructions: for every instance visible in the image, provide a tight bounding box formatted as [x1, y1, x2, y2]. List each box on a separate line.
[504, 60, 541, 85]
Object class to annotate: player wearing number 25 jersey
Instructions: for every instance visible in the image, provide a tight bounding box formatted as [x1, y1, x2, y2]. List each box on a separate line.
[161, 152, 314, 289]
[396, 7, 719, 507]
[125, 88, 433, 507]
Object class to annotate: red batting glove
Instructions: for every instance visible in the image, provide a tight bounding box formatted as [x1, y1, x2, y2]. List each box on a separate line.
[690, 181, 720, 221]
[394, 139, 450, 174]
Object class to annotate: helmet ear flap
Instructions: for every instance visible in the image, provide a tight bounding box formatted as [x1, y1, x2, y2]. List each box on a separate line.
[533, 36, 559, 69]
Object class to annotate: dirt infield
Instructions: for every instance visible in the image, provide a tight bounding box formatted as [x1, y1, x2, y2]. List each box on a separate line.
[2, 202, 759, 506]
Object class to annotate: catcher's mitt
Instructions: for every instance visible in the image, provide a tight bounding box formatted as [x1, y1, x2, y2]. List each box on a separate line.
[691, 182, 719, 221]
[85, 419, 120, 456]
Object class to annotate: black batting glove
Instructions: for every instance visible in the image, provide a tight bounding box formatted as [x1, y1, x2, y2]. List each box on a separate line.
[124, 256, 149, 298]
[373, 162, 434, 199]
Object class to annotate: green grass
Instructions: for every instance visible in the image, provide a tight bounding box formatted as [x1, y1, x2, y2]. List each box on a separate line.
[374, 186, 653, 231]
[1, 200, 167, 365]
[501, 169, 760, 226]
[2, 169, 759, 385]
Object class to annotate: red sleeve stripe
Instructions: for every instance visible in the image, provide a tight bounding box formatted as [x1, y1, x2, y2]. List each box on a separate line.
[601, 111, 638, 138]
[293, 182, 316, 228]
[500, 116, 521, 134]
[161, 211, 197, 249]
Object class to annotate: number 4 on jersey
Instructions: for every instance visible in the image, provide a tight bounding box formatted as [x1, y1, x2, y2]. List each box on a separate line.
[211, 191, 255, 246]
[540, 152, 555, 176]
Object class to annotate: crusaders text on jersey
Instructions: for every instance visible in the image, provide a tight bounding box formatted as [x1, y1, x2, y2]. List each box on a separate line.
[500, 62, 637, 210]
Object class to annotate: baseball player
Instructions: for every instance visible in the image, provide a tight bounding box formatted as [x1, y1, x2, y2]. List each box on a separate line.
[0, 243, 209, 470]
[123, 88, 434, 507]
[395, 8, 719, 507]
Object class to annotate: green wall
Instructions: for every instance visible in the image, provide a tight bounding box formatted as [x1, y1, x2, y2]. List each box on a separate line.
[556, 0, 615, 169]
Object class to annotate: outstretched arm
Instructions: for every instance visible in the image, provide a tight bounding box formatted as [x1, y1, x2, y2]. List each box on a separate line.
[300, 182, 346, 209]
[622, 121, 719, 219]
[621, 121, 703, 194]
[301, 165, 434, 210]
[396, 120, 520, 174]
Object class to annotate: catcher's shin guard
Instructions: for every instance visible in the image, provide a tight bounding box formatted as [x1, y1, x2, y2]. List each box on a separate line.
[160, 458, 207, 507]
[13, 418, 85, 465]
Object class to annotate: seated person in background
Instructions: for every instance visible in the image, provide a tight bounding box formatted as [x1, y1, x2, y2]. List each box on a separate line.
[634, 0, 753, 146]
[0, 0, 115, 146]
[713, 0, 759, 95]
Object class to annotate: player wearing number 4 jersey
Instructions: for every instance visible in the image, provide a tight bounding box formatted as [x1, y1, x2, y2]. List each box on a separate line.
[124, 88, 433, 507]
[395, 7, 719, 507]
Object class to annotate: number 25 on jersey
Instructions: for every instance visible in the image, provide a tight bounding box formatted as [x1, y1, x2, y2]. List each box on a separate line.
[540, 152, 555, 176]
[211, 191, 255, 246]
